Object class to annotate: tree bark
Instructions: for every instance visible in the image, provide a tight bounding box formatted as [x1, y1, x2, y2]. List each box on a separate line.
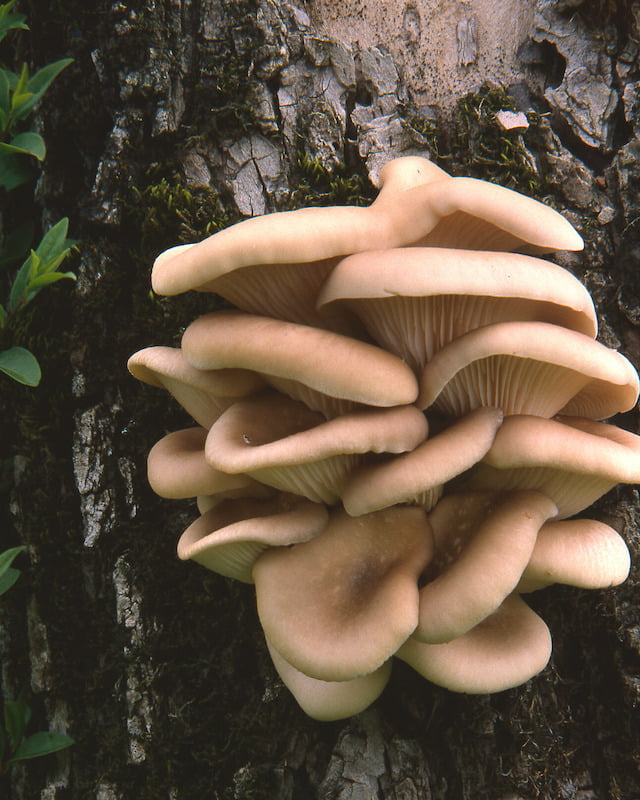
[2, 1, 639, 798]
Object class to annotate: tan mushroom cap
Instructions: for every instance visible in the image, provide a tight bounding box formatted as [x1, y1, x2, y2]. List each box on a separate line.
[147, 427, 259, 499]
[205, 391, 428, 504]
[182, 311, 419, 417]
[517, 518, 630, 592]
[177, 494, 329, 583]
[463, 415, 640, 518]
[127, 346, 264, 428]
[415, 490, 557, 643]
[266, 639, 392, 721]
[151, 168, 582, 298]
[317, 248, 597, 372]
[397, 594, 552, 693]
[417, 321, 639, 418]
[253, 506, 434, 681]
[342, 407, 503, 516]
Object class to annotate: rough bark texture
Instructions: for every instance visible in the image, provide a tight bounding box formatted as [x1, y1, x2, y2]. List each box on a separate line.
[1, 1, 639, 798]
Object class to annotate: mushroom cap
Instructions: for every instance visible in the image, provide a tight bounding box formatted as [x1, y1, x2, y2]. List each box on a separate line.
[517, 518, 631, 592]
[417, 321, 639, 418]
[374, 156, 451, 197]
[266, 639, 392, 721]
[415, 490, 557, 643]
[464, 415, 640, 518]
[253, 506, 434, 681]
[182, 310, 419, 416]
[397, 594, 552, 693]
[127, 346, 264, 428]
[177, 494, 329, 583]
[342, 407, 503, 516]
[317, 248, 597, 371]
[205, 391, 429, 504]
[410, 176, 584, 253]
[151, 167, 581, 298]
[147, 427, 259, 499]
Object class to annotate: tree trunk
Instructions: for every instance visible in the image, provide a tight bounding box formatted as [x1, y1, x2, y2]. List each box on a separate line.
[2, 0, 639, 798]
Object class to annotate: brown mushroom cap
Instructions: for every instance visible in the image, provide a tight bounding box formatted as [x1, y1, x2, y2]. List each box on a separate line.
[417, 321, 639, 418]
[147, 427, 259, 499]
[517, 518, 631, 592]
[342, 407, 503, 516]
[205, 391, 429, 504]
[151, 169, 582, 299]
[253, 506, 434, 681]
[177, 494, 329, 583]
[127, 346, 264, 428]
[397, 594, 552, 693]
[415, 490, 557, 643]
[463, 415, 640, 518]
[317, 248, 597, 372]
[182, 310, 419, 417]
[266, 639, 392, 721]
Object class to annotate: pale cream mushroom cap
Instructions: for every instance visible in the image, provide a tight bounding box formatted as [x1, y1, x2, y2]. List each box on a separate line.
[151, 168, 581, 298]
[397, 595, 552, 693]
[147, 427, 258, 499]
[205, 391, 429, 504]
[127, 346, 264, 428]
[417, 321, 639, 418]
[253, 506, 434, 682]
[177, 494, 329, 583]
[266, 639, 392, 721]
[463, 415, 640, 518]
[182, 310, 419, 416]
[517, 518, 631, 592]
[412, 176, 584, 253]
[415, 490, 557, 643]
[317, 248, 597, 372]
[342, 407, 503, 516]
[373, 156, 451, 197]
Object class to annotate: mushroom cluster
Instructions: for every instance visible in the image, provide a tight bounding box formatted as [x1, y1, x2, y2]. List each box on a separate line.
[128, 156, 640, 721]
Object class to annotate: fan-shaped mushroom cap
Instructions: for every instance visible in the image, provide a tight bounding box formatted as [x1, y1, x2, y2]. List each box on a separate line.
[415, 490, 557, 643]
[205, 391, 428, 504]
[177, 494, 328, 583]
[463, 415, 640, 518]
[147, 427, 259, 499]
[517, 518, 630, 592]
[253, 506, 434, 681]
[397, 594, 552, 693]
[182, 311, 419, 417]
[151, 168, 582, 299]
[127, 346, 264, 428]
[266, 639, 392, 721]
[318, 248, 597, 372]
[374, 156, 450, 197]
[417, 321, 639, 418]
[342, 407, 503, 516]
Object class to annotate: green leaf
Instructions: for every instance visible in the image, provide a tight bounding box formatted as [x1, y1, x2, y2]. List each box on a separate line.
[12, 58, 72, 121]
[24, 270, 75, 298]
[0, 346, 40, 386]
[4, 698, 30, 752]
[0, 69, 11, 115]
[0, 546, 25, 579]
[0, 566, 20, 596]
[34, 218, 70, 265]
[9, 731, 74, 763]
[7, 250, 35, 310]
[0, 131, 45, 160]
[0, 150, 34, 190]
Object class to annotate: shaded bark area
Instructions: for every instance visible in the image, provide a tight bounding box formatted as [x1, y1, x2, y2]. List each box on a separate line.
[1, 1, 639, 798]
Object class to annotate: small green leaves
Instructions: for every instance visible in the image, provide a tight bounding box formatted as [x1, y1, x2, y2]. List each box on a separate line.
[0, 1, 28, 44]
[8, 730, 75, 764]
[0, 346, 41, 386]
[0, 545, 25, 595]
[0, 131, 46, 160]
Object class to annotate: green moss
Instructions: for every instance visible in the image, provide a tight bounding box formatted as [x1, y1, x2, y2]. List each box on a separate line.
[281, 150, 376, 209]
[405, 84, 547, 195]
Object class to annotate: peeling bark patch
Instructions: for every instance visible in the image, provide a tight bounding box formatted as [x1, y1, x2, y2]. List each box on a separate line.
[73, 406, 117, 547]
